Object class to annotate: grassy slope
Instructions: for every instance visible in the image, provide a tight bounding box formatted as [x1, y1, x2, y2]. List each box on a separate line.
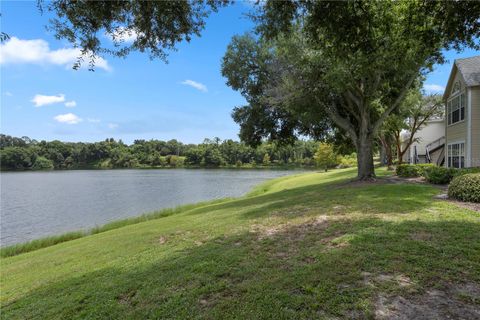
[1, 168, 479, 319]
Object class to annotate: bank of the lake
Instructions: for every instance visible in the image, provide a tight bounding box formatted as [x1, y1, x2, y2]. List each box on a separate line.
[1, 167, 479, 319]
[1, 169, 302, 246]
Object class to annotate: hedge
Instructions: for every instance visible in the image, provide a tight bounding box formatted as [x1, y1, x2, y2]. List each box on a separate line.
[397, 164, 480, 184]
[396, 164, 421, 177]
[448, 173, 480, 203]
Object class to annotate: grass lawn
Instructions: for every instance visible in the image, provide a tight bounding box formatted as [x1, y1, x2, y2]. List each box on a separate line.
[1, 168, 479, 319]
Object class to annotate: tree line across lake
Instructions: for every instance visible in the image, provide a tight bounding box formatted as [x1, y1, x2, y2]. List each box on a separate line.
[0, 134, 357, 171]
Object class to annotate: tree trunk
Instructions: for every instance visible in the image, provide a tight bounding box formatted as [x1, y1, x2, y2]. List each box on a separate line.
[356, 135, 376, 180]
[379, 144, 386, 166]
[386, 148, 394, 170]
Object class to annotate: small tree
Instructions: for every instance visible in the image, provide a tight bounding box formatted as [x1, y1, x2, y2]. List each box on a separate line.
[314, 143, 337, 172]
[262, 153, 271, 165]
[391, 93, 443, 165]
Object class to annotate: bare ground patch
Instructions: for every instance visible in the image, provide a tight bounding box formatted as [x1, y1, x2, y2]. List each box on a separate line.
[374, 282, 480, 320]
[447, 199, 480, 212]
[250, 215, 329, 241]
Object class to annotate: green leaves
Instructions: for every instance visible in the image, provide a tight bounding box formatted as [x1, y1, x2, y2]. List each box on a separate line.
[43, 0, 230, 69]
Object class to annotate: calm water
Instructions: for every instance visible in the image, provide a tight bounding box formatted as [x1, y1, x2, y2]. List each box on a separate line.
[0, 169, 299, 246]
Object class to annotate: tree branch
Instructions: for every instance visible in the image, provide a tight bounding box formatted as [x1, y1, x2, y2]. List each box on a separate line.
[372, 74, 417, 134]
[324, 102, 358, 142]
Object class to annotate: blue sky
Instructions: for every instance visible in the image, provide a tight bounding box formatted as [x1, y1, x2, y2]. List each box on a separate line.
[1, 1, 478, 144]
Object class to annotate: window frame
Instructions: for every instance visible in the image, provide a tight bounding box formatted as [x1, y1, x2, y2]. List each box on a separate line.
[447, 90, 466, 126]
[447, 141, 465, 169]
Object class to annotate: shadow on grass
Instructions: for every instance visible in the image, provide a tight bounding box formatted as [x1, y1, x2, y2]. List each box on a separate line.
[4, 216, 479, 319]
[187, 180, 441, 220]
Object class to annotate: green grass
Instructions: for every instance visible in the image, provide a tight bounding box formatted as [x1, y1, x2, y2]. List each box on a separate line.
[1, 167, 479, 319]
[0, 199, 232, 258]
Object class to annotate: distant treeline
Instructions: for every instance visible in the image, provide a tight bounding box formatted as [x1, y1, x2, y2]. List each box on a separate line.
[0, 134, 322, 171]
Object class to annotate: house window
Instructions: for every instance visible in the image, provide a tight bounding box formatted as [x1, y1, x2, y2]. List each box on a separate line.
[447, 142, 465, 168]
[447, 92, 465, 125]
[452, 81, 461, 95]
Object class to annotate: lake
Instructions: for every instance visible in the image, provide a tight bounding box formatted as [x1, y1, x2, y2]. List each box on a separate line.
[0, 169, 301, 246]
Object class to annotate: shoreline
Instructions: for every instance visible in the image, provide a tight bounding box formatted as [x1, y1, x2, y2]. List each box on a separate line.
[0, 170, 311, 257]
[0, 165, 318, 173]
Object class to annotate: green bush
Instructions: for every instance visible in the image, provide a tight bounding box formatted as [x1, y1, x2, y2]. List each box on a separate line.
[416, 163, 436, 175]
[423, 166, 457, 184]
[396, 164, 422, 177]
[32, 156, 54, 170]
[455, 167, 480, 176]
[448, 173, 480, 203]
[337, 153, 357, 168]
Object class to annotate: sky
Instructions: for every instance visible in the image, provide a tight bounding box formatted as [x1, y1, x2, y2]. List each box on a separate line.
[1, 1, 478, 144]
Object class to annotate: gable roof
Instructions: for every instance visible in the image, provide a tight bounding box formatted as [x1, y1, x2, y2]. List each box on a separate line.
[443, 55, 480, 100]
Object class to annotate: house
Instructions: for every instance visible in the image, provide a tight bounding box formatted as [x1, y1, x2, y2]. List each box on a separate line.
[401, 117, 445, 166]
[443, 55, 480, 168]
[401, 55, 480, 168]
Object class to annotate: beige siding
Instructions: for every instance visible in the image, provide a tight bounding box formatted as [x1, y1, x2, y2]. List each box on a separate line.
[471, 86, 480, 167]
[445, 68, 468, 167]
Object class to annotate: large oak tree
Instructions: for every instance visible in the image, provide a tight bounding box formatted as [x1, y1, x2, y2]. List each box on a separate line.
[224, 0, 480, 180]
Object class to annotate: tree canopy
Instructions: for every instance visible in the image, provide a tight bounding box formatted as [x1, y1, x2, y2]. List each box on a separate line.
[39, 0, 229, 69]
[223, 0, 480, 179]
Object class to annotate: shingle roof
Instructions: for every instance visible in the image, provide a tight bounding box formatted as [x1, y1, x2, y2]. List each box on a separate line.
[455, 55, 480, 87]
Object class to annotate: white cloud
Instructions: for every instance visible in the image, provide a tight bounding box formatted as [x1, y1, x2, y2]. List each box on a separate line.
[54, 113, 83, 124]
[65, 101, 77, 108]
[424, 84, 445, 93]
[4, 91, 12, 96]
[106, 27, 138, 43]
[0, 37, 111, 71]
[87, 118, 101, 123]
[181, 80, 208, 92]
[108, 123, 119, 129]
[31, 94, 65, 107]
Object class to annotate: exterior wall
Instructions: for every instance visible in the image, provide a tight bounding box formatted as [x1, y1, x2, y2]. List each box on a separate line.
[445, 68, 468, 167]
[402, 120, 444, 164]
[471, 86, 480, 167]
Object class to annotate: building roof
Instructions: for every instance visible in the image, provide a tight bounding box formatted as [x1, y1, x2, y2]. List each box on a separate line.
[443, 55, 480, 100]
[455, 56, 480, 87]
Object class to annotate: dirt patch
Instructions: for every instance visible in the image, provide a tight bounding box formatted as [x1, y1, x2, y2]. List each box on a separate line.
[362, 272, 414, 289]
[375, 282, 480, 320]
[447, 199, 480, 212]
[321, 232, 351, 251]
[409, 231, 433, 242]
[117, 290, 137, 306]
[251, 215, 329, 241]
[158, 236, 167, 244]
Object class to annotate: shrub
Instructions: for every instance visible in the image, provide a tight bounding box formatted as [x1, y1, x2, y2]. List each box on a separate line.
[167, 155, 185, 167]
[448, 173, 480, 203]
[32, 156, 54, 170]
[416, 163, 436, 175]
[423, 166, 457, 184]
[337, 153, 357, 168]
[454, 167, 480, 176]
[302, 157, 314, 166]
[396, 164, 422, 177]
[314, 143, 337, 171]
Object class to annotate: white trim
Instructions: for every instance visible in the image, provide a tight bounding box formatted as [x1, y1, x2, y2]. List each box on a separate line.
[447, 140, 466, 168]
[447, 119, 466, 127]
[448, 140, 466, 145]
[446, 90, 466, 126]
[467, 88, 472, 167]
